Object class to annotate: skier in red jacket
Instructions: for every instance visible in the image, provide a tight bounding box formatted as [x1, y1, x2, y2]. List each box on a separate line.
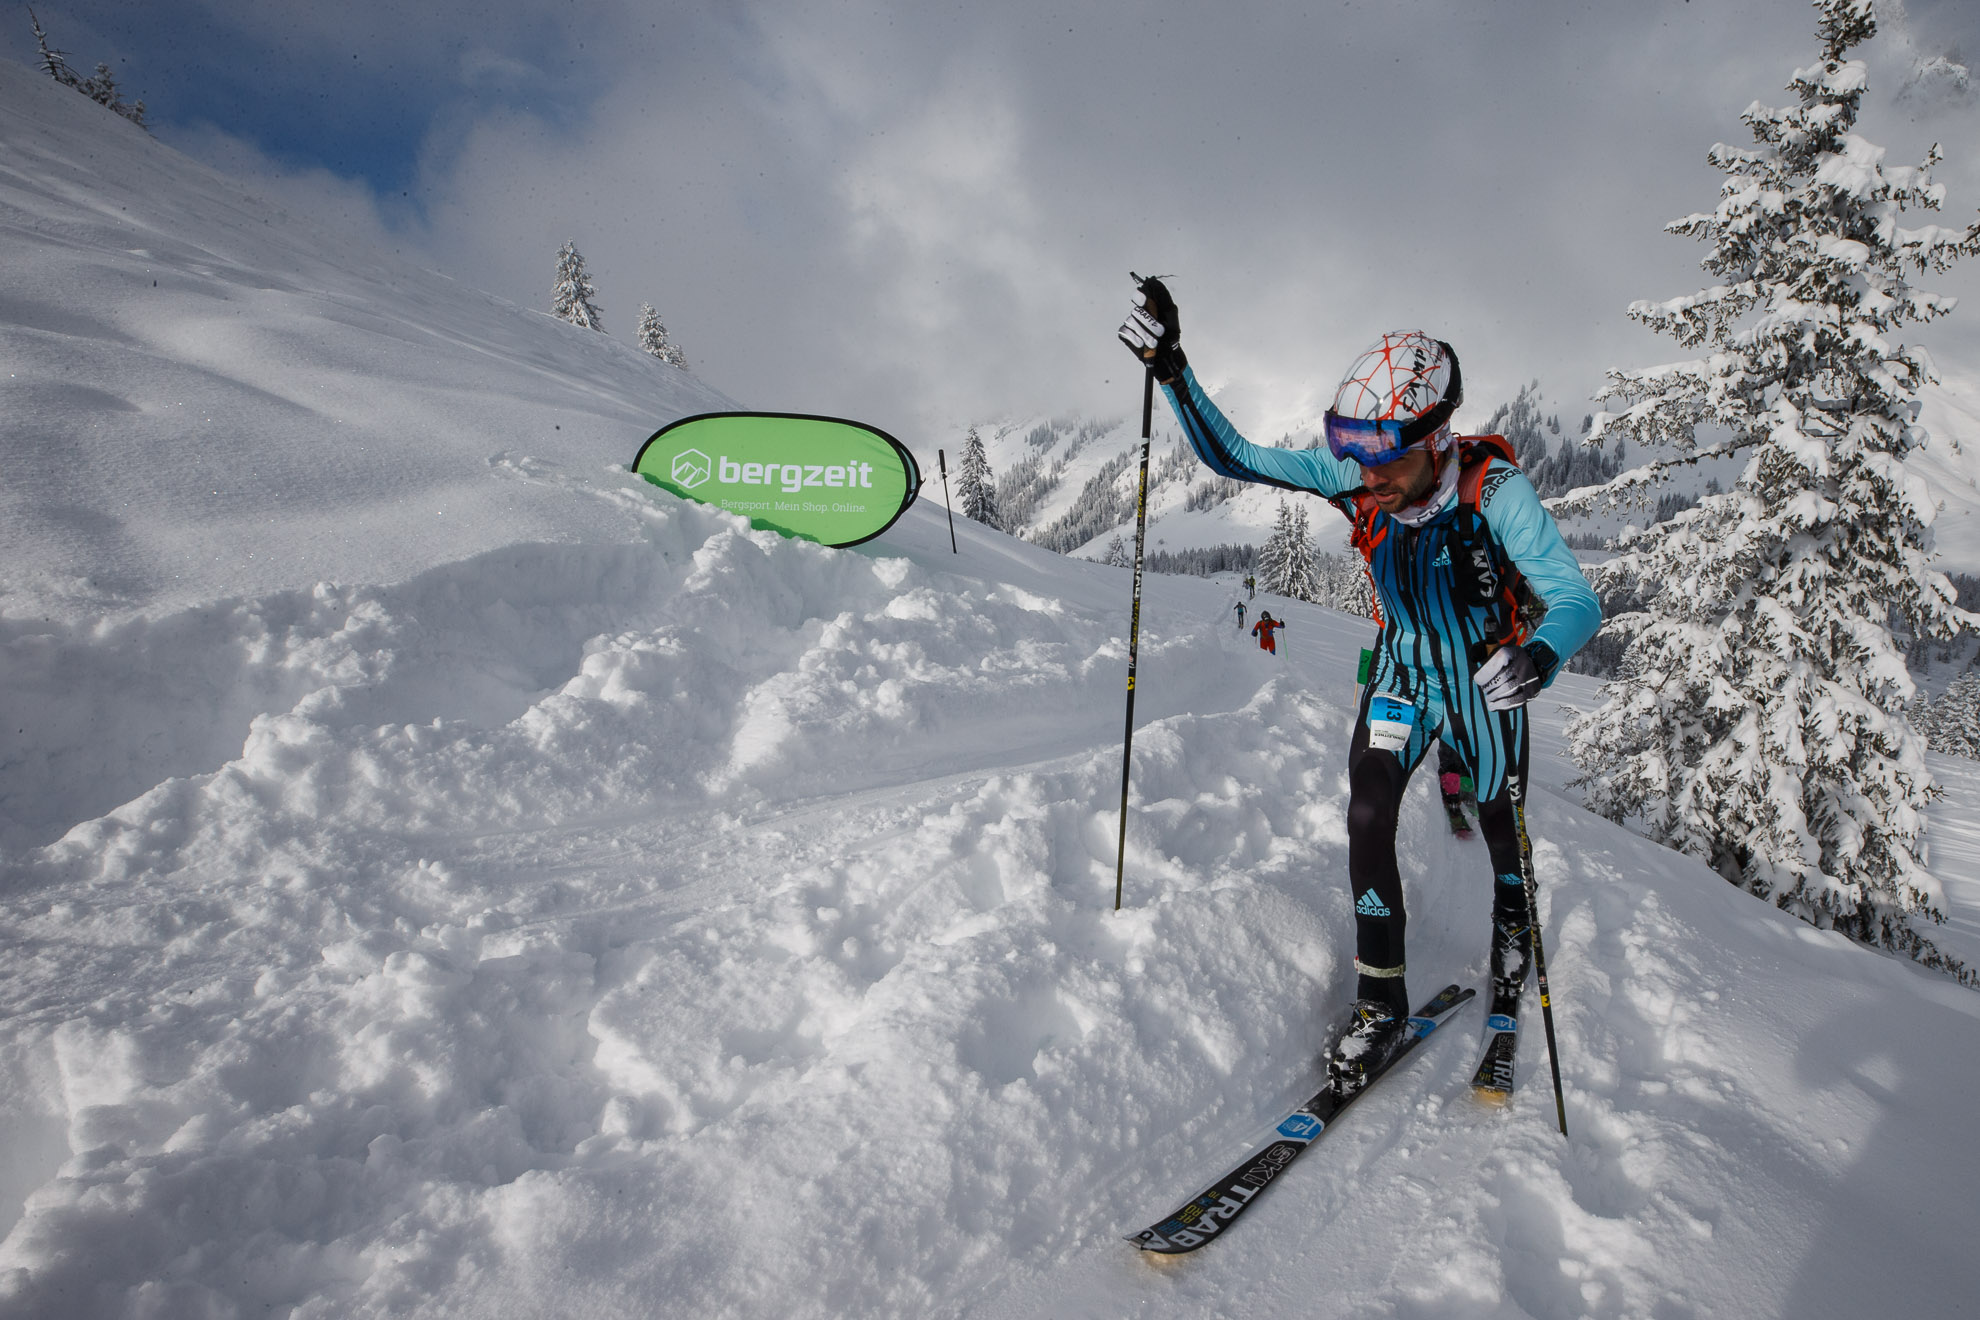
[1252, 612, 1283, 654]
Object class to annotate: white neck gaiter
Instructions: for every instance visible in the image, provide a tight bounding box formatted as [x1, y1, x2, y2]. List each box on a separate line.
[1389, 442, 1460, 528]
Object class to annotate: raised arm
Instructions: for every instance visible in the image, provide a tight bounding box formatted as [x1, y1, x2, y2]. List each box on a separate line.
[1118, 275, 1360, 499]
[1161, 369, 1363, 498]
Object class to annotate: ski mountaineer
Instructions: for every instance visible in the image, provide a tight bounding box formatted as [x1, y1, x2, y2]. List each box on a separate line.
[1252, 611, 1283, 654]
[1119, 276, 1601, 1098]
[1235, 599, 1247, 629]
[1437, 739, 1476, 839]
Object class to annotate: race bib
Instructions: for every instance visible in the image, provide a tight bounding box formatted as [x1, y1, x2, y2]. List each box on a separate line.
[1367, 693, 1417, 753]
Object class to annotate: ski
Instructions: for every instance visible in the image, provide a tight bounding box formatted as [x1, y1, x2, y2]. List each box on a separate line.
[1126, 983, 1477, 1256]
[1469, 1011, 1519, 1104]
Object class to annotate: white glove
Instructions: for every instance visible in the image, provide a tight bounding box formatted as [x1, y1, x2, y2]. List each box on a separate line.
[1473, 643, 1543, 711]
[1116, 274, 1186, 380]
[1118, 304, 1166, 357]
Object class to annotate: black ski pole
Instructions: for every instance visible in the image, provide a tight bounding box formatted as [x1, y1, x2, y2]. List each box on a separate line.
[1510, 775, 1569, 1137]
[937, 449, 958, 553]
[1114, 361, 1156, 911]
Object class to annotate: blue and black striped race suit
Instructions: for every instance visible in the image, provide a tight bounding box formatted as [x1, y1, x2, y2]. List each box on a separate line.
[1158, 366, 1602, 1010]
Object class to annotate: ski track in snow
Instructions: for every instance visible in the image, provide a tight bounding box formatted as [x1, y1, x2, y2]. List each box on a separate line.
[6, 59, 1980, 1320]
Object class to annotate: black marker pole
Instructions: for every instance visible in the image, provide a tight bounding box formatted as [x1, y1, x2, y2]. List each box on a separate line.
[938, 449, 958, 553]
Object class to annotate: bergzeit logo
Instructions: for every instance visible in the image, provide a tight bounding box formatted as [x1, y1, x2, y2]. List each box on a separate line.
[717, 455, 875, 496]
[672, 448, 712, 490]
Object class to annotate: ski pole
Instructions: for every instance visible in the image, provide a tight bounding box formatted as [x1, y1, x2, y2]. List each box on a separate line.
[1510, 774, 1569, 1137]
[937, 449, 958, 553]
[1114, 357, 1156, 911]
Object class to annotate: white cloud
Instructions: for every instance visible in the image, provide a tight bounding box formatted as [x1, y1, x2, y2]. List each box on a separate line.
[150, 0, 1980, 443]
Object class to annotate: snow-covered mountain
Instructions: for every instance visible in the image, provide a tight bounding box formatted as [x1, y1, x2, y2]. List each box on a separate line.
[926, 410, 1344, 561]
[4, 59, 1980, 1320]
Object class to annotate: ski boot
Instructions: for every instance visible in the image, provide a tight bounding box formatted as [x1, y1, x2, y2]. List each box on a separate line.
[1326, 999, 1409, 1099]
[1489, 914, 1531, 1019]
[1473, 917, 1531, 1102]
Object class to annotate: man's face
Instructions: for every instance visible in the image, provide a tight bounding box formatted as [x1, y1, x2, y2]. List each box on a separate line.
[1359, 446, 1438, 514]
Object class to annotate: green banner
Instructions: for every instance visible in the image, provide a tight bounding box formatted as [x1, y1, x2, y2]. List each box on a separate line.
[631, 412, 921, 548]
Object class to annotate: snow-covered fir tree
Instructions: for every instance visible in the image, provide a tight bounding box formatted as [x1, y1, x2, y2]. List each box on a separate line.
[1561, 0, 1980, 975]
[551, 241, 605, 332]
[1257, 499, 1317, 601]
[1103, 534, 1129, 568]
[956, 428, 999, 528]
[1255, 500, 1294, 597]
[1280, 502, 1319, 602]
[635, 303, 688, 368]
[29, 10, 75, 86]
[1915, 670, 1980, 759]
[1318, 550, 1375, 618]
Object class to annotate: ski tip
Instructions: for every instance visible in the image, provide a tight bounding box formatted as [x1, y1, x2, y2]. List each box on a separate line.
[1125, 1237, 1187, 1265]
[1471, 1084, 1513, 1108]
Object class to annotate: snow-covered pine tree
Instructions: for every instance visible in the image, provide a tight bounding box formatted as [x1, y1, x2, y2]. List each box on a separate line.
[551, 241, 605, 332]
[29, 9, 77, 88]
[1279, 501, 1320, 603]
[1561, 0, 1980, 976]
[957, 428, 999, 528]
[1256, 500, 1296, 597]
[1103, 534, 1129, 568]
[636, 303, 688, 368]
[1915, 670, 1980, 759]
[1319, 550, 1375, 619]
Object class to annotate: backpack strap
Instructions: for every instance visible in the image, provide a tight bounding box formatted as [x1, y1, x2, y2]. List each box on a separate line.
[1334, 489, 1388, 629]
[1450, 436, 1532, 656]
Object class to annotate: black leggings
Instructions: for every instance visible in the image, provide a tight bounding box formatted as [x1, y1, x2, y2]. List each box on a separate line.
[1345, 714, 1534, 1011]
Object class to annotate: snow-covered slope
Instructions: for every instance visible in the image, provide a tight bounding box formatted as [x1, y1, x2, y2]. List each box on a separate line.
[1910, 361, 1980, 573]
[3, 60, 1980, 1320]
[0, 59, 735, 626]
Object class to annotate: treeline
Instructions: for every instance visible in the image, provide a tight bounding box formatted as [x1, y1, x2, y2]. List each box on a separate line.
[1031, 441, 1197, 554]
[30, 10, 146, 129]
[1142, 543, 1255, 577]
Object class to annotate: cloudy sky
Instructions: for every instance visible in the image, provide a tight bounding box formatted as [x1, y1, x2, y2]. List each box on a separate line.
[17, 0, 1980, 444]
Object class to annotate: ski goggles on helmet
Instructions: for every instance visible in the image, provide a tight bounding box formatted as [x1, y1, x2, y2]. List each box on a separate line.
[1323, 413, 1437, 466]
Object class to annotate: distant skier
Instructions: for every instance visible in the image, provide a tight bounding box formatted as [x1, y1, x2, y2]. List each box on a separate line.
[1234, 600, 1247, 629]
[1251, 611, 1283, 654]
[1437, 740, 1475, 839]
[1245, 573, 1256, 600]
[1121, 276, 1600, 1098]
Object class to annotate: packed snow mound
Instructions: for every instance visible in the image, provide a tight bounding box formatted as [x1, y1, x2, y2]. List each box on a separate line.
[4, 485, 1980, 1319]
[0, 58, 735, 624]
